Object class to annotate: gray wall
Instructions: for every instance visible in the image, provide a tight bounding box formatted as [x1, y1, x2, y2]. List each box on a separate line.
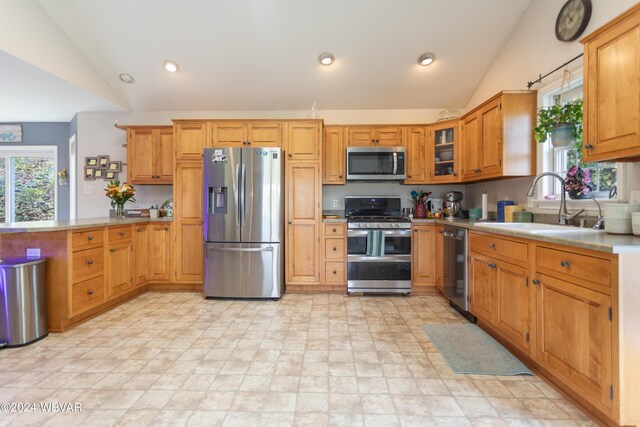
[0, 122, 71, 219]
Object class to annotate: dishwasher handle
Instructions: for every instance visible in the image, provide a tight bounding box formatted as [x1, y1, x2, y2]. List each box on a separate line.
[443, 231, 463, 240]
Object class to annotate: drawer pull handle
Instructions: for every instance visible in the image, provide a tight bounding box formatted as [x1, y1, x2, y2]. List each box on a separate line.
[88, 290, 94, 295]
[487, 263, 496, 269]
[164, 227, 169, 230]
[87, 236, 94, 241]
[532, 279, 540, 285]
[332, 228, 337, 232]
[119, 231, 125, 236]
[110, 248, 116, 252]
[560, 260, 569, 268]
[87, 260, 94, 265]
[332, 247, 337, 251]
[489, 243, 495, 248]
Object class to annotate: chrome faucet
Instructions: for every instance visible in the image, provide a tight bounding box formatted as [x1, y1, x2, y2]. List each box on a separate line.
[590, 195, 605, 229]
[527, 172, 584, 226]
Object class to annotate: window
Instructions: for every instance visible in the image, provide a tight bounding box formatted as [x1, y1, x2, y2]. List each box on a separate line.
[0, 147, 57, 223]
[537, 75, 619, 200]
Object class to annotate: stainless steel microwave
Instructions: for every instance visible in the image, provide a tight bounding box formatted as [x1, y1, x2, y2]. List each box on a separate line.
[346, 147, 406, 181]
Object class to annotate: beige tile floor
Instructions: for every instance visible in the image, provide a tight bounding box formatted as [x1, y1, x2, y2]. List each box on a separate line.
[0, 292, 595, 427]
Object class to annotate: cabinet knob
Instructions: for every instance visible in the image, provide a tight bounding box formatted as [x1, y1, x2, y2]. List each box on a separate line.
[438, 230, 443, 234]
[88, 290, 94, 295]
[164, 227, 169, 230]
[288, 153, 292, 158]
[332, 247, 337, 251]
[137, 227, 142, 232]
[407, 175, 412, 179]
[87, 236, 94, 241]
[288, 221, 292, 225]
[489, 243, 495, 248]
[532, 279, 540, 285]
[584, 144, 593, 149]
[332, 270, 337, 275]
[110, 248, 116, 252]
[488, 262, 497, 269]
[338, 175, 343, 179]
[87, 260, 94, 265]
[332, 228, 336, 232]
[119, 231, 125, 236]
[453, 172, 457, 176]
[560, 260, 569, 268]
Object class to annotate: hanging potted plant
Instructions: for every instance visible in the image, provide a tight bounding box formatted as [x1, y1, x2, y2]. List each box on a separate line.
[534, 99, 583, 148]
[564, 166, 594, 199]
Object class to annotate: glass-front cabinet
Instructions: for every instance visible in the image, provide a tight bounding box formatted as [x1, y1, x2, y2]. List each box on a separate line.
[429, 120, 461, 183]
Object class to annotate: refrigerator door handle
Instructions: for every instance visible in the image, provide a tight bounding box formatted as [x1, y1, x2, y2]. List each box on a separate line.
[234, 164, 241, 228]
[207, 246, 274, 253]
[240, 164, 247, 227]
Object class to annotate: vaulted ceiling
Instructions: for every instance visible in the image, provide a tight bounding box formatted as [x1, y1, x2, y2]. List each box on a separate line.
[1, 0, 531, 121]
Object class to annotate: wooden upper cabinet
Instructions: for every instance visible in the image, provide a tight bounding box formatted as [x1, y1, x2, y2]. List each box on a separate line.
[582, 5, 640, 162]
[348, 127, 402, 146]
[286, 121, 321, 160]
[174, 161, 203, 220]
[461, 91, 536, 182]
[126, 127, 173, 184]
[323, 126, 345, 184]
[211, 122, 282, 147]
[175, 121, 207, 160]
[429, 121, 460, 183]
[405, 127, 428, 184]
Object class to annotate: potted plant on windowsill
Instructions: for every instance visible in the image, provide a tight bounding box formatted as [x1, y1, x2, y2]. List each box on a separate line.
[564, 165, 594, 199]
[534, 99, 583, 148]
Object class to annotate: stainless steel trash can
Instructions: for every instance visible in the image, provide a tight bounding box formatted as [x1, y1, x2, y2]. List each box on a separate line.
[0, 257, 48, 348]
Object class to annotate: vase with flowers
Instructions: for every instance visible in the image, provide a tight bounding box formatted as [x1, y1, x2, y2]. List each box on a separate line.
[105, 180, 136, 218]
[409, 190, 432, 218]
[564, 166, 594, 199]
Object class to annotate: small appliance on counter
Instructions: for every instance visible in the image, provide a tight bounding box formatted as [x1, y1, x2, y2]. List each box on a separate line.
[443, 191, 463, 219]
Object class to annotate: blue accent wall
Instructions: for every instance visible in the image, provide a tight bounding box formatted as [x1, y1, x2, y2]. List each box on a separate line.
[0, 122, 70, 219]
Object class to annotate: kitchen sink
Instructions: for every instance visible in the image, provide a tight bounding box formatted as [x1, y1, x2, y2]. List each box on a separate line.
[474, 222, 603, 235]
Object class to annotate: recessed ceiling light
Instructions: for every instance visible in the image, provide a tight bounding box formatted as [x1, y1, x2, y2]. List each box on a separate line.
[418, 53, 435, 66]
[118, 73, 135, 84]
[164, 61, 179, 73]
[318, 53, 335, 66]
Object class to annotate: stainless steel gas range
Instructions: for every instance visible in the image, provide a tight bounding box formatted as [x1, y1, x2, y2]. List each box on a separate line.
[345, 196, 412, 294]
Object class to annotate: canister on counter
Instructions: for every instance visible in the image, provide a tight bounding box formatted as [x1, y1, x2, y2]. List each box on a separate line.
[496, 200, 515, 222]
[512, 211, 533, 223]
[504, 205, 524, 222]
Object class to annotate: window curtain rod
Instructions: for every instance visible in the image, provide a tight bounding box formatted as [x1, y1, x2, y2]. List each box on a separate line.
[526, 53, 584, 89]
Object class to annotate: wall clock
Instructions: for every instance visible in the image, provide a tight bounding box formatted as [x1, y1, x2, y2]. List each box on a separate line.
[555, 0, 592, 42]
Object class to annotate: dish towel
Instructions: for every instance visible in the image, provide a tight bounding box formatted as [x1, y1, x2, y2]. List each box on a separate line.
[366, 230, 385, 257]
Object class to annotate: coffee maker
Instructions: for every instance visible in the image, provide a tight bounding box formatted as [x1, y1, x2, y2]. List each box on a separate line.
[443, 191, 463, 219]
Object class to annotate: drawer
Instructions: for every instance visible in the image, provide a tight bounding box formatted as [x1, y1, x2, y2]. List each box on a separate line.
[71, 276, 105, 316]
[536, 246, 612, 288]
[324, 223, 346, 237]
[109, 226, 132, 242]
[470, 232, 528, 264]
[325, 238, 345, 260]
[72, 247, 104, 283]
[71, 229, 103, 251]
[324, 262, 345, 284]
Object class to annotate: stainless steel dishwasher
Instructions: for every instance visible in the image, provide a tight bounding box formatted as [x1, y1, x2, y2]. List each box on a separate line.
[442, 225, 470, 315]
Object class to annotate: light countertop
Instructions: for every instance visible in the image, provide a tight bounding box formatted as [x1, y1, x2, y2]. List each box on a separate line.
[0, 217, 173, 233]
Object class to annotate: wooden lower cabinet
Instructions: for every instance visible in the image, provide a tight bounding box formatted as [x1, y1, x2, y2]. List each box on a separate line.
[149, 223, 172, 281]
[321, 223, 346, 289]
[106, 240, 134, 298]
[411, 224, 435, 293]
[133, 224, 148, 286]
[175, 220, 203, 282]
[494, 260, 531, 354]
[469, 253, 496, 322]
[286, 223, 319, 284]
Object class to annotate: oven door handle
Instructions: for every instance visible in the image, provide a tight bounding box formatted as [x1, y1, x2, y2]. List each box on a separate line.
[348, 255, 411, 263]
[348, 229, 411, 237]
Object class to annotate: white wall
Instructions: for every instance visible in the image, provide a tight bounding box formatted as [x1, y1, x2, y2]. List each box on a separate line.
[75, 108, 450, 218]
[464, 0, 640, 211]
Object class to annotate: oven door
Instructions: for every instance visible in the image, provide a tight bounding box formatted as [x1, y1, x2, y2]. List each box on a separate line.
[347, 229, 411, 293]
[346, 147, 405, 181]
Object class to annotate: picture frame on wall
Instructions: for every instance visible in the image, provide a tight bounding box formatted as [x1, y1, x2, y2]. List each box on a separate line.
[98, 155, 110, 167]
[105, 171, 118, 181]
[106, 161, 122, 172]
[94, 168, 105, 179]
[85, 157, 98, 167]
[84, 167, 96, 180]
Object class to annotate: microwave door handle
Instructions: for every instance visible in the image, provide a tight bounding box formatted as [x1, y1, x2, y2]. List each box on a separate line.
[392, 151, 397, 175]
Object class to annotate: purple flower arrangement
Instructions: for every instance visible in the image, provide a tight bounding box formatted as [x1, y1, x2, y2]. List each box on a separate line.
[564, 166, 594, 197]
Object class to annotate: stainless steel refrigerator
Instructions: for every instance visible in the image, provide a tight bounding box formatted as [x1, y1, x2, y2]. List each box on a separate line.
[203, 147, 284, 299]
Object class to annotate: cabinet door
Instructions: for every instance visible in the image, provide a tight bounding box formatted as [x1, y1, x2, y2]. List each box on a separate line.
[106, 241, 133, 298]
[286, 163, 320, 283]
[150, 223, 171, 281]
[175, 162, 203, 220]
[128, 128, 155, 183]
[348, 128, 376, 146]
[211, 123, 245, 147]
[286, 122, 320, 160]
[461, 113, 481, 180]
[376, 128, 402, 146]
[323, 126, 345, 184]
[412, 225, 435, 289]
[536, 274, 612, 409]
[133, 225, 148, 286]
[155, 128, 174, 183]
[584, 13, 640, 162]
[469, 254, 495, 322]
[248, 122, 281, 147]
[479, 99, 502, 177]
[495, 260, 531, 353]
[405, 127, 427, 184]
[429, 122, 460, 183]
[176, 122, 207, 160]
[435, 225, 444, 291]
[175, 220, 203, 282]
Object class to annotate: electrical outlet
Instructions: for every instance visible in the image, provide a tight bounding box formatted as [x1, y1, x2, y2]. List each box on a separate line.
[26, 248, 40, 258]
[83, 185, 93, 194]
[332, 199, 338, 208]
[630, 191, 640, 204]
